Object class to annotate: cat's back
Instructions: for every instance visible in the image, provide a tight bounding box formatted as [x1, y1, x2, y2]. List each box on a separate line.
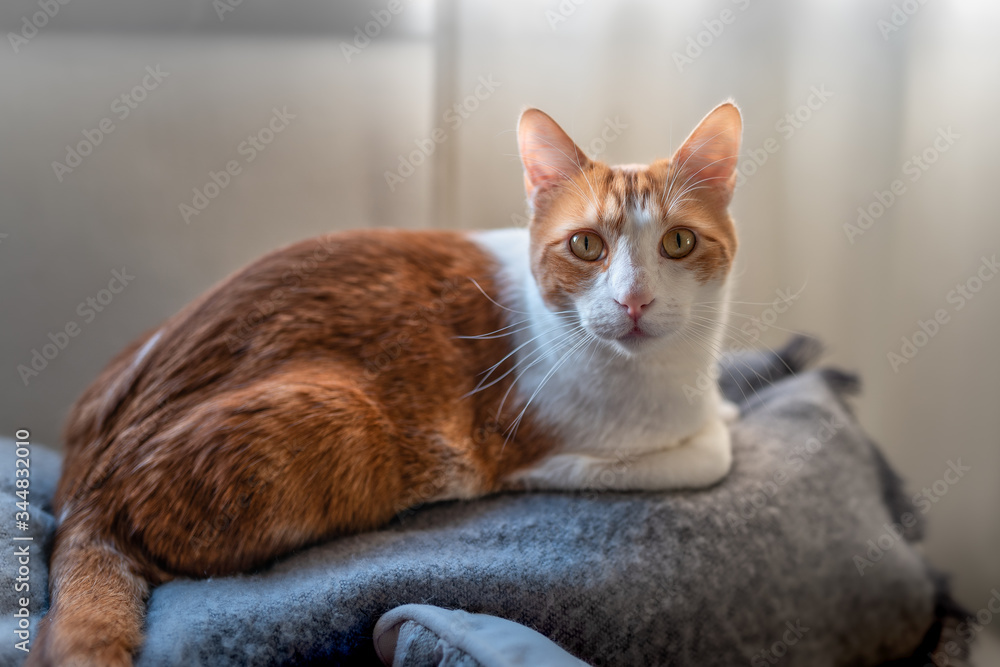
[59, 228, 524, 495]
[196, 227, 518, 363]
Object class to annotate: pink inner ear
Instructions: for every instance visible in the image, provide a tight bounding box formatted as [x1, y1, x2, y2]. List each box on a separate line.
[671, 103, 742, 205]
[518, 109, 591, 198]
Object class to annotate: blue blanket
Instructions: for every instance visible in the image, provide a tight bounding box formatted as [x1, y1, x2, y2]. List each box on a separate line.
[0, 338, 971, 666]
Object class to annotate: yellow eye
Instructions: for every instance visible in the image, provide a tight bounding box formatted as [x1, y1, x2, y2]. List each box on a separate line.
[662, 228, 696, 259]
[570, 232, 605, 261]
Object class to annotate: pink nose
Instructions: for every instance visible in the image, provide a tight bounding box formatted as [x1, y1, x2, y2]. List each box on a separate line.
[616, 293, 653, 321]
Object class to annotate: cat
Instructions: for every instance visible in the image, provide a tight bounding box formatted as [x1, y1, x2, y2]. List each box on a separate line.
[28, 101, 742, 666]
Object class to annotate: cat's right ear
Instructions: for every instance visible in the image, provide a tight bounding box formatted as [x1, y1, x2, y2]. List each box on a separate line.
[518, 108, 592, 202]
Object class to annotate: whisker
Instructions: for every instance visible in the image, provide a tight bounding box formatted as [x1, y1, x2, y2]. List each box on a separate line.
[464, 321, 581, 397]
[666, 175, 731, 215]
[684, 319, 794, 389]
[467, 278, 530, 316]
[464, 274, 574, 323]
[528, 134, 601, 208]
[494, 325, 586, 416]
[518, 146, 601, 210]
[675, 328, 747, 402]
[661, 128, 733, 205]
[689, 313, 806, 339]
[455, 319, 533, 340]
[693, 282, 808, 309]
[676, 326, 764, 407]
[502, 332, 594, 446]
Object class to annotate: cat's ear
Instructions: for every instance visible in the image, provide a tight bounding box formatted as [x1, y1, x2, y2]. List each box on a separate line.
[518, 108, 592, 201]
[670, 102, 743, 207]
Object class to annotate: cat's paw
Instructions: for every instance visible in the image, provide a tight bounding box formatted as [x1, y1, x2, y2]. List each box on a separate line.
[718, 399, 740, 423]
[676, 418, 733, 488]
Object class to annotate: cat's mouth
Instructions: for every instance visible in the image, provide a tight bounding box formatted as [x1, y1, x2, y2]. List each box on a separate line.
[607, 318, 685, 347]
[584, 314, 679, 348]
[616, 324, 651, 343]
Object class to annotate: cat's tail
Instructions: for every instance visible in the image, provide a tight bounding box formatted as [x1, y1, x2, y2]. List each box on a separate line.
[26, 517, 149, 667]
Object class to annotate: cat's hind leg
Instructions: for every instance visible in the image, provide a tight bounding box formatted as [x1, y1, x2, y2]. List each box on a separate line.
[121, 361, 416, 577]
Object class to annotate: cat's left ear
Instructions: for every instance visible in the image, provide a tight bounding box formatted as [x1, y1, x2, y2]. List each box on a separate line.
[670, 102, 743, 207]
[518, 108, 592, 202]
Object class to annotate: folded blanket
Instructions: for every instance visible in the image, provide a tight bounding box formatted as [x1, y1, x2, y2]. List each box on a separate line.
[374, 604, 589, 666]
[0, 338, 971, 666]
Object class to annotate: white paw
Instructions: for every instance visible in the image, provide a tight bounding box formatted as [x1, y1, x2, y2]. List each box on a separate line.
[677, 418, 733, 487]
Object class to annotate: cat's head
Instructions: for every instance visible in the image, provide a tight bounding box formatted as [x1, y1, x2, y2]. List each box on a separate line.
[517, 103, 741, 356]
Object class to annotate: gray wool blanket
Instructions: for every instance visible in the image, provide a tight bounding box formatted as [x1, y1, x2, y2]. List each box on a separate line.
[0, 338, 973, 666]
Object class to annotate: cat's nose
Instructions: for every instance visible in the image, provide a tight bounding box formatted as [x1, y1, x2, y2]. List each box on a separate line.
[616, 293, 654, 321]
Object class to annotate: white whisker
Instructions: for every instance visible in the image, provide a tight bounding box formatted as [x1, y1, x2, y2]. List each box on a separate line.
[684, 318, 794, 392]
[494, 324, 587, 418]
[467, 278, 530, 316]
[464, 321, 581, 398]
[502, 332, 594, 446]
[455, 319, 533, 340]
[676, 325, 764, 407]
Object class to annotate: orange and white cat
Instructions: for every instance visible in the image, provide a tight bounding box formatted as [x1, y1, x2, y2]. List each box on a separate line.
[29, 102, 742, 666]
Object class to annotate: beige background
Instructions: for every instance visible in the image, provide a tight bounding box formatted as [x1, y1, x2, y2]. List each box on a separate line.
[1, 0, 998, 651]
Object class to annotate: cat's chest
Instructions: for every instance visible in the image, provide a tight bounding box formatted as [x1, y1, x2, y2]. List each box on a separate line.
[512, 346, 713, 456]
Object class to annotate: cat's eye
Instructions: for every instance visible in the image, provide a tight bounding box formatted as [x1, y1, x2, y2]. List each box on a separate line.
[569, 232, 605, 261]
[662, 228, 696, 259]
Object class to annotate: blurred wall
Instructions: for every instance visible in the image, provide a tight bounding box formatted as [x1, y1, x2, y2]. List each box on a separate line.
[1, 0, 997, 640]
